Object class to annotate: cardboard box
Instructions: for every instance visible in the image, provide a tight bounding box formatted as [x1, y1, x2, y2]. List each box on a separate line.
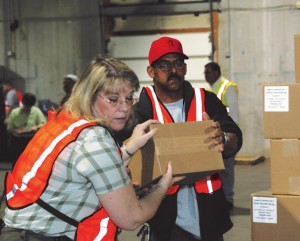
[295, 34, 300, 83]
[270, 139, 300, 195]
[128, 120, 224, 189]
[263, 83, 300, 138]
[251, 191, 300, 241]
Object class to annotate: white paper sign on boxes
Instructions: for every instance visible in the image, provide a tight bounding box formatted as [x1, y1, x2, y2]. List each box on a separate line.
[263, 83, 300, 139]
[251, 191, 300, 241]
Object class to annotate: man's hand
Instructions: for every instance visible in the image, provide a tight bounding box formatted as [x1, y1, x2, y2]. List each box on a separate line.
[203, 112, 224, 152]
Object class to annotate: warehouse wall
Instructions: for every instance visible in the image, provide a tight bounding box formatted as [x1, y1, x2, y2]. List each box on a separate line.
[219, 0, 300, 157]
[1, 0, 300, 157]
[0, 0, 102, 104]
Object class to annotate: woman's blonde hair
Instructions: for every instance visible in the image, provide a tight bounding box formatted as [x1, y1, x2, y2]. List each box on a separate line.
[61, 54, 139, 126]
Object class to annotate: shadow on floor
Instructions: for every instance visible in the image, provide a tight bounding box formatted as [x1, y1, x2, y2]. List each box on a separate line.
[231, 206, 250, 216]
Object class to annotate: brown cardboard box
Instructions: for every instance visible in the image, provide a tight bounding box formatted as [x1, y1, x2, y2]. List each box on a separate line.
[128, 121, 224, 188]
[263, 83, 300, 138]
[270, 139, 300, 195]
[251, 191, 300, 241]
[295, 34, 300, 83]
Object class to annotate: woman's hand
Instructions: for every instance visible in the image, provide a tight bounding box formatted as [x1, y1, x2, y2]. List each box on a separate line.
[124, 119, 160, 156]
[99, 161, 185, 230]
[157, 162, 185, 193]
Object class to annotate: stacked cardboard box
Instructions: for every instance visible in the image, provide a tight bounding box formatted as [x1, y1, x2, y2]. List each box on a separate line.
[251, 34, 300, 241]
[295, 34, 300, 83]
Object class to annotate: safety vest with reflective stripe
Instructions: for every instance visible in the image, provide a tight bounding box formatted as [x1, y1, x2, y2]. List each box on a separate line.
[5, 111, 118, 241]
[144, 86, 222, 195]
[16, 90, 23, 107]
[209, 77, 238, 112]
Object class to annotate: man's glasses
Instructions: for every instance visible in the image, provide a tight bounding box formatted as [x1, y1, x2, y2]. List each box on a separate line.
[98, 94, 138, 106]
[154, 60, 186, 72]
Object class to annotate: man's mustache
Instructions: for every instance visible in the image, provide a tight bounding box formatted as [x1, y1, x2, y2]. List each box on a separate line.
[167, 74, 181, 81]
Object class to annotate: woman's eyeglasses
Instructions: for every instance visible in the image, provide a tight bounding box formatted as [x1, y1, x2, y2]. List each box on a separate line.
[98, 94, 138, 106]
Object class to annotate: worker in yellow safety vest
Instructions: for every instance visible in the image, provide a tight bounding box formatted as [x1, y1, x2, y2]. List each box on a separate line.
[204, 61, 239, 209]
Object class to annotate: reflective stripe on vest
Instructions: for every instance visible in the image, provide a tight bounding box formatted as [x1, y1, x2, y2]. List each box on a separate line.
[145, 86, 204, 122]
[6, 111, 118, 240]
[216, 78, 230, 113]
[217, 79, 229, 100]
[144, 86, 172, 123]
[194, 173, 222, 194]
[187, 88, 204, 122]
[6, 121, 91, 203]
[16, 90, 23, 107]
[144, 86, 221, 194]
[75, 208, 117, 241]
[6, 111, 96, 207]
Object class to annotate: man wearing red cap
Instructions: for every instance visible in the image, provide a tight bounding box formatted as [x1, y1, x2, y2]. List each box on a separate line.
[132, 36, 243, 241]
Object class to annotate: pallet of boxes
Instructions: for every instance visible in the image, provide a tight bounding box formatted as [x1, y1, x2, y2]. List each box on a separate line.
[251, 34, 300, 241]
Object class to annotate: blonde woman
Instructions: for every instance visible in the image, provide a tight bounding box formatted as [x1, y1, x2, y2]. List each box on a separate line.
[1, 55, 182, 241]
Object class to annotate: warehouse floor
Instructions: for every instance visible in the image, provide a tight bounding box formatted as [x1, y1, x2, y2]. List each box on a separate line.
[0, 159, 271, 241]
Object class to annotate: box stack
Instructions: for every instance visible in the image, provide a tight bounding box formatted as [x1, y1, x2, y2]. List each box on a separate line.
[251, 34, 300, 241]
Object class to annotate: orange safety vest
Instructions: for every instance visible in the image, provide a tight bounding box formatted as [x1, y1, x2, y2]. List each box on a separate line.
[16, 90, 23, 107]
[144, 86, 222, 195]
[5, 111, 118, 241]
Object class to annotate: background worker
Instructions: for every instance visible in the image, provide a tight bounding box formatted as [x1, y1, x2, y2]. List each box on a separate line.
[6, 92, 46, 167]
[0, 83, 7, 161]
[1, 55, 183, 241]
[129, 36, 243, 241]
[60, 74, 78, 106]
[204, 62, 239, 209]
[204, 62, 239, 123]
[2, 80, 23, 120]
[7, 92, 46, 135]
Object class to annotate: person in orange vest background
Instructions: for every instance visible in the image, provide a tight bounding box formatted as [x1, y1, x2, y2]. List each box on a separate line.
[2, 80, 23, 120]
[0, 54, 183, 241]
[122, 36, 243, 241]
[204, 62, 239, 210]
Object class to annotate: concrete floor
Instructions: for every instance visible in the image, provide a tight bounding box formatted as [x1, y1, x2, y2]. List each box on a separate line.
[0, 159, 271, 241]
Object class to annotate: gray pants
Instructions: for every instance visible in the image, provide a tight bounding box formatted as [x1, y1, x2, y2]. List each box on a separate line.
[219, 156, 235, 204]
[0, 227, 72, 241]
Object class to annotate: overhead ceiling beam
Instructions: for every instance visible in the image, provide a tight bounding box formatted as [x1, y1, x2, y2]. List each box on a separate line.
[101, 1, 221, 18]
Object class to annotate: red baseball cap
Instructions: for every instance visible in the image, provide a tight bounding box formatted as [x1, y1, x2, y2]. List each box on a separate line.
[148, 36, 189, 65]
